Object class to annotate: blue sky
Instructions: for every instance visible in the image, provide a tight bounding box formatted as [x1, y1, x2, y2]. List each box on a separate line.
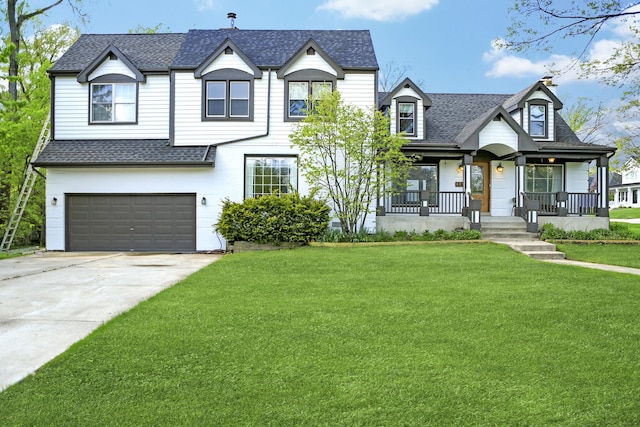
[41, 0, 630, 107]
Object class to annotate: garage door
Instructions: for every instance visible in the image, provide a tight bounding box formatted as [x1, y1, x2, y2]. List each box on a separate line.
[67, 194, 196, 252]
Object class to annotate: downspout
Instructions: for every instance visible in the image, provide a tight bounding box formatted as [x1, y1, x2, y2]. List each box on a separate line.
[210, 68, 272, 148]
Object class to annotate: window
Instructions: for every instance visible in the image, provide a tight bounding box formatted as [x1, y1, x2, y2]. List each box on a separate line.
[525, 165, 563, 193]
[529, 104, 547, 137]
[90, 83, 136, 123]
[205, 80, 250, 119]
[245, 157, 298, 198]
[398, 102, 416, 136]
[288, 81, 332, 118]
[393, 165, 437, 206]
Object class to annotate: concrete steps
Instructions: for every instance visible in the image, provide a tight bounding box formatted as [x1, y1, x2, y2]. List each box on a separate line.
[481, 217, 565, 260]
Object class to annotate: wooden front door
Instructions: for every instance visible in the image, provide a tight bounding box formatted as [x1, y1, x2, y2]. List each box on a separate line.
[471, 162, 490, 212]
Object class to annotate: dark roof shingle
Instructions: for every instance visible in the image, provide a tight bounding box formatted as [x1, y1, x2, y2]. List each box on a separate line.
[49, 33, 186, 73]
[33, 140, 215, 166]
[172, 29, 378, 69]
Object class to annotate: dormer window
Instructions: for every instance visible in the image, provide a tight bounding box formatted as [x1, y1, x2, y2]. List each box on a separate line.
[529, 103, 547, 137]
[398, 102, 416, 136]
[90, 80, 137, 124]
[283, 70, 337, 121]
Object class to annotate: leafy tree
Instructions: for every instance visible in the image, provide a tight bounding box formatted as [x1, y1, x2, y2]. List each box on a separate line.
[5, 0, 86, 101]
[561, 97, 608, 145]
[0, 24, 79, 246]
[289, 90, 412, 234]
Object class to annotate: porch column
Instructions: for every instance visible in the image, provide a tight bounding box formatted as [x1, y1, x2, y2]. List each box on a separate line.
[597, 155, 610, 217]
[463, 154, 473, 209]
[514, 156, 526, 217]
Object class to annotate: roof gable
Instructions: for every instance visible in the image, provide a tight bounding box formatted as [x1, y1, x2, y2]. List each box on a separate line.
[77, 44, 144, 83]
[380, 78, 432, 108]
[276, 39, 344, 79]
[502, 80, 563, 111]
[456, 106, 539, 152]
[194, 38, 261, 78]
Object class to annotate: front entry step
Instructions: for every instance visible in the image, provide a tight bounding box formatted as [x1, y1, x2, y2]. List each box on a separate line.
[481, 217, 565, 260]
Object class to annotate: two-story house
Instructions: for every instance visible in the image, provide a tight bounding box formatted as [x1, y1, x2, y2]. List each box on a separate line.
[33, 28, 616, 252]
[610, 158, 640, 208]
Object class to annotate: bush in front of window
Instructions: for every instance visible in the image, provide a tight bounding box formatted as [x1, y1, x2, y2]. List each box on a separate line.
[214, 192, 330, 245]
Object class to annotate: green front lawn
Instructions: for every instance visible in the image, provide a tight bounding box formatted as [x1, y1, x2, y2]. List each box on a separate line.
[610, 207, 640, 219]
[558, 243, 640, 269]
[2, 244, 640, 425]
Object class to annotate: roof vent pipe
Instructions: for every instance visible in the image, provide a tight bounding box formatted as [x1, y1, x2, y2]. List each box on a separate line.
[227, 12, 237, 29]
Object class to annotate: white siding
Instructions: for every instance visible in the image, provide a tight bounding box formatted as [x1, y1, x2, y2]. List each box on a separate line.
[88, 57, 137, 80]
[200, 52, 255, 75]
[54, 75, 170, 140]
[479, 119, 518, 154]
[565, 162, 589, 193]
[285, 53, 338, 76]
[173, 70, 377, 147]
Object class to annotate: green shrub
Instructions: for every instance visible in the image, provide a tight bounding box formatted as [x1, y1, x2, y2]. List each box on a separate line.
[214, 192, 330, 244]
[540, 222, 639, 241]
[316, 228, 482, 243]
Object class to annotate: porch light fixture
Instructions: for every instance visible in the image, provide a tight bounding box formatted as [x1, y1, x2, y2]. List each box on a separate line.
[548, 157, 555, 163]
[457, 163, 464, 173]
[496, 163, 504, 172]
[51, 197, 57, 206]
[201, 197, 207, 206]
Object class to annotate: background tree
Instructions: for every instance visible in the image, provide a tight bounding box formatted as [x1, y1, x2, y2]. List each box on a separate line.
[290, 90, 413, 234]
[5, 0, 86, 101]
[0, 23, 79, 247]
[504, 1, 640, 156]
[561, 97, 608, 145]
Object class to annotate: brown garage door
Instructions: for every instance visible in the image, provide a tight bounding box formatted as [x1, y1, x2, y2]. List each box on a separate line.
[66, 194, 196, 252]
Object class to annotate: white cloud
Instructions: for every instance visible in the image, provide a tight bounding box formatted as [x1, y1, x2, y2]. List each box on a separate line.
[318, 0, 439, 21]
[194, 0, 216, 12]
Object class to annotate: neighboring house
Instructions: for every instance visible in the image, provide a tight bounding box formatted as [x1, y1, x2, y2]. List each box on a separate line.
[610, 158, 640, 208]
[33, 26, 616, 252]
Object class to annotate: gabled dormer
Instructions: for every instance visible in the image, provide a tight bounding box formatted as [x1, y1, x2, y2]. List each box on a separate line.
[503, 79, 563, 141]
[277, 39, 345, 121]
[194, 39, 262, 122]
[77, 45, 145, 124]
[380, 78, 431, 139]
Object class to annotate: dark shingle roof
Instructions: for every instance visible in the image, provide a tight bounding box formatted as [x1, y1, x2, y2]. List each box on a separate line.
[423, 93, 511, 144]
[33, 140, 215, 166]
[49, 33, 186, 73]
[172, 29, 378, 69]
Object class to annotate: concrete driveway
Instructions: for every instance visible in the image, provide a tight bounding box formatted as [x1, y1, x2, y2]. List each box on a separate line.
[0, 251, 220, 391]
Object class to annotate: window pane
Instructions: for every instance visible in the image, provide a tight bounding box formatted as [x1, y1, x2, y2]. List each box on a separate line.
[399, 103, 414, 118]
[399, 118, 414, 134]
[311, 82, 332, 99]
[289, 100, 307, 117]
[92, 104, 112, 122]
[530, 121, 545, 136]
[208, 99, 225, 116]
[115, 84, 136, 103]
[114, 103, 135, 122]
[289, 82, 308, 100]
[207, 82, 225, 99]
[530, 105, 545, 120]
[230, 99, 249, 116]
[230, 81, 249, 99]
[92, 84, 112, 103]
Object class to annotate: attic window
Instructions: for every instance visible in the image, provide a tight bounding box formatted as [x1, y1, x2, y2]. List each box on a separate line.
[224, 47, 234, 55]
[307, 47, 316, 55]
[529, 103, 547, 138]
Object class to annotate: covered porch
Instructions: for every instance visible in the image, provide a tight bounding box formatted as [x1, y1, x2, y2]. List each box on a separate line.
[376, 147, 614, 233]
